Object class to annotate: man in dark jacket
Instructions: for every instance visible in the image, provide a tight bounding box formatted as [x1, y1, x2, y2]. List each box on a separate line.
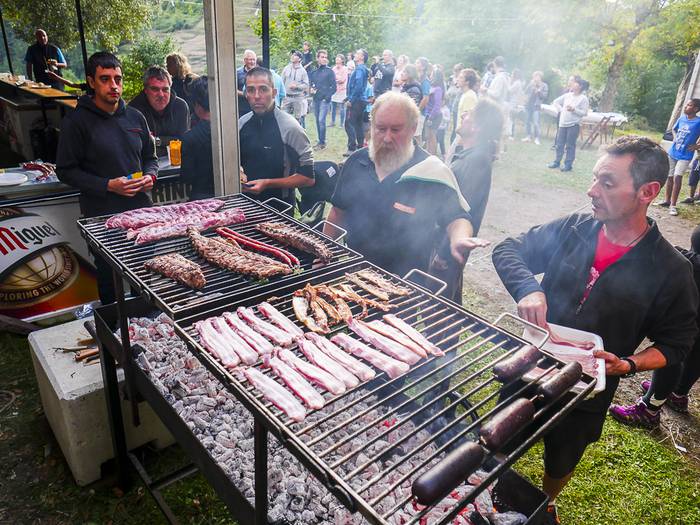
[129, 65, 190, 157]
[430, 98, 503, 304]
[309, 49, 336, 150]
[181, 76, 214, 201]
[492, 135, 698, 524]
[344, 49, 370, 155]
[56, 52, 158, 304]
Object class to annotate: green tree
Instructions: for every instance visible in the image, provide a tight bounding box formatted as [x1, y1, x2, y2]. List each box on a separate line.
[3, 0, 154, 52]
[119, 35, 178, 101]
[249, 0, 409, 68]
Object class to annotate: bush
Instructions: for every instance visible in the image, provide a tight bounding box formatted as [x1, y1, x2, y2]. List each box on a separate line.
[119, 35, 178, 101]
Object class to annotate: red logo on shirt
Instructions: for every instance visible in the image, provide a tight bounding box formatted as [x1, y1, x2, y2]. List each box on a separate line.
[393, 202, 416, 214]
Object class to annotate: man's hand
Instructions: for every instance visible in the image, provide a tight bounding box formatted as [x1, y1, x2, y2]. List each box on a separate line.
[242, 179, 268, 195]
[240, 167, 248, 184]
[449, 236, 490, 266]
[141, 175, 155, 192]
[517, 291, 548, 328]
[593, 350, 632, 376]
[688, 143, 700, 152]
[107, 177, 145, 197]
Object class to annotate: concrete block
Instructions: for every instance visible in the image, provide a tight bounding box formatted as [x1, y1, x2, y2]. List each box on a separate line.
[29, 317, 174, 486]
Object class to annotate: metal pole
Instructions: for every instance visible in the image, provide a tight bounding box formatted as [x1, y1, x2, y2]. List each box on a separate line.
[261, 0, 270, 68]
[0, 7, 14, 75]
[74, 0, 89, 78]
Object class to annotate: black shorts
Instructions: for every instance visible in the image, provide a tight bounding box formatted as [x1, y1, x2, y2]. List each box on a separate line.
[542, 408, 606, 479]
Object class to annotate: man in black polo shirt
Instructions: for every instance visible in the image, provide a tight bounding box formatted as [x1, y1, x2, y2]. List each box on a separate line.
[24, 28, 67, 90]
[56, 52, 158, 304]
[129, 66, 190, 157]
[238, 67, 314, 206]
[326, 91, 488, 277]
[492, 136, 698, 524]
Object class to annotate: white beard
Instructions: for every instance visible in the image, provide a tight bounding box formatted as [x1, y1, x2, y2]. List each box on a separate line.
[369, 139, 415, 175]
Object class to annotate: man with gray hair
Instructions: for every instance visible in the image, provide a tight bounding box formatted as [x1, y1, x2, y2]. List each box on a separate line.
[129, 65, 190, 156]
[326, 91, 487, 276]
[372, 49, 395, 97]
[237, 49, 257, 116]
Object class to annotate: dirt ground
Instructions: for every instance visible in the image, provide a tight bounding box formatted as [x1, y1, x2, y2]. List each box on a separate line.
[463, 147, 700, 467]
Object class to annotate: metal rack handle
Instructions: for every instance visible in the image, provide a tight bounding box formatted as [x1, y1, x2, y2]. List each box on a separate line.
[313, 219, 347, 243]
[492, 312, 550, 348]
[262, 196, 293, 215]
[403, 268, 447, 296]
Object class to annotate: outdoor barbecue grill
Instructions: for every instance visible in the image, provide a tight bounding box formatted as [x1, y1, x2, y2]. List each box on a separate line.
[85, 194, 596, 525]
[173, 260, 597, 525]
[77, 194, 362, 319]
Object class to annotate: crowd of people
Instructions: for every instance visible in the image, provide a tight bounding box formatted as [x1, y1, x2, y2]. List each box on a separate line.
[43, 34, 700, 525]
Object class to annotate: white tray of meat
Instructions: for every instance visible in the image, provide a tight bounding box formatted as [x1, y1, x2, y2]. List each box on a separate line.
[522, 323, 606, 397]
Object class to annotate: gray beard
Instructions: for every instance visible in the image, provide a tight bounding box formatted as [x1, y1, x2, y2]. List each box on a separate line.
[369, 139, 415, 175]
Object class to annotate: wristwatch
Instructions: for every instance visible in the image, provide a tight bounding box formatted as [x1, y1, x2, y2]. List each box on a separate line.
[620, 357, 637, 378]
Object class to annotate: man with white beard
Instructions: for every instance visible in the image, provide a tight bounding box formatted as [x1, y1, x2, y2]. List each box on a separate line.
[325, 91, 488, 276]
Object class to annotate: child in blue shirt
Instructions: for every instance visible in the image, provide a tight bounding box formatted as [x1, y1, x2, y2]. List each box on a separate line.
[659, 98, 700, 215]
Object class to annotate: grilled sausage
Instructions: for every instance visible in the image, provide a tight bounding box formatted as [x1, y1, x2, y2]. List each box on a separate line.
[412, 441, 485, 506]
[479, 398, 535, 451]
[492, 344, 541, 382]
[536, 362, 583, 401]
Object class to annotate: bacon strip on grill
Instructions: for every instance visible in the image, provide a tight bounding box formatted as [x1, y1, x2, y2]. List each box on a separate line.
[331, 333, 410, 379]
[244, 367, 306, 422]
[194, 318, 240, 368]
[188, 228, 293, 280]
[106, 199, 225, 229]
[267, 355, 325, 410]
[255, 222, 333, 263]
[278, 348, 347, 395]
[237, 307, 294, 347]
[223, 311, 274, 355]
[296, 336, 360, 389]
[348, 318, 421, 365]
[143, 253, 206, 289]
[257, 301, 305, 338]
[383, 314, 445, 357]
[367, 319, 428, 359]
[305, 333, 376, 382]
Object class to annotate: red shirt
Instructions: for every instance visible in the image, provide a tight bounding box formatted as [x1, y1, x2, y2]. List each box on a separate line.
[581, 228, 634, 303]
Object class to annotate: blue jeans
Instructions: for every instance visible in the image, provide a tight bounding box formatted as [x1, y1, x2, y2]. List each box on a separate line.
[526, 108, 541, 139]
[554, 124, 580, 168]
[331, 101, 346, 127]
[314, 99, 330, 144]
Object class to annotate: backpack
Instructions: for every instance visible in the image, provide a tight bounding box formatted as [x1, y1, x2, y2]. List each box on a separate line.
[297, 160, 340, 215]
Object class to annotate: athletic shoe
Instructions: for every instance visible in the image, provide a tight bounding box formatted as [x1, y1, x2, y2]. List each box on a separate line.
[639, 380, 690, 413]
[669, 206, 679, 216]
[653, 201, 671, 207]
[522, 136, 531, 142]
[681, 197, 695, 204]
[548, 162, 560, 169]
[608, 398, 660, 429]
[535, 138, 541, 145]
[561, 166, 573, 172]
[543, 504, 561, 525]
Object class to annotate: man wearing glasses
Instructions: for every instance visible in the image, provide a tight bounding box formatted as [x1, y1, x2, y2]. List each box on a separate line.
[238, 67, 314, 206]
[129, 65, 190, 156]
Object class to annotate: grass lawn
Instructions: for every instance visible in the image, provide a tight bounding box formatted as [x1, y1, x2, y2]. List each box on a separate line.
[2, 114, 698, 524]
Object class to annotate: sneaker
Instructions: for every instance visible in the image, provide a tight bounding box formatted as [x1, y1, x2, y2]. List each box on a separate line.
[667, 392, 690, 413]
[561, 166, 573, 172]
[521, 137, 531, 142]
[653, 201, 671, 207]
[669, 206, 679, 216]
[534, 138, 541, 145]
[543, 504, 561, 525]
[608, 398, 660, 429]
[681, 197, 695, 205]
[547, 162, 560, 169]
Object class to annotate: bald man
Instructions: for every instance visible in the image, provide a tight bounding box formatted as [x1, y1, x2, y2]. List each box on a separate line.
[25, 29, 67, 90]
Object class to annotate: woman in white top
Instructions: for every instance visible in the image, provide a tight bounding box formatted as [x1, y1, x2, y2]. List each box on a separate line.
[392, 54, 409, 92]
[548, 75, 590, 172]
[331, 54, 348, 127]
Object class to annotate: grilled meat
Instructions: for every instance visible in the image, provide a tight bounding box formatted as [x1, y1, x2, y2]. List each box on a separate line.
[144, 253, 206, 289]
[344, 273, 390, 301]
[356, 270, 411, 296]
[129, 208, 246, 245]
[106, 199, 225, 230]
[255, 222, 333, 263]
[188, 227, 292, 279]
